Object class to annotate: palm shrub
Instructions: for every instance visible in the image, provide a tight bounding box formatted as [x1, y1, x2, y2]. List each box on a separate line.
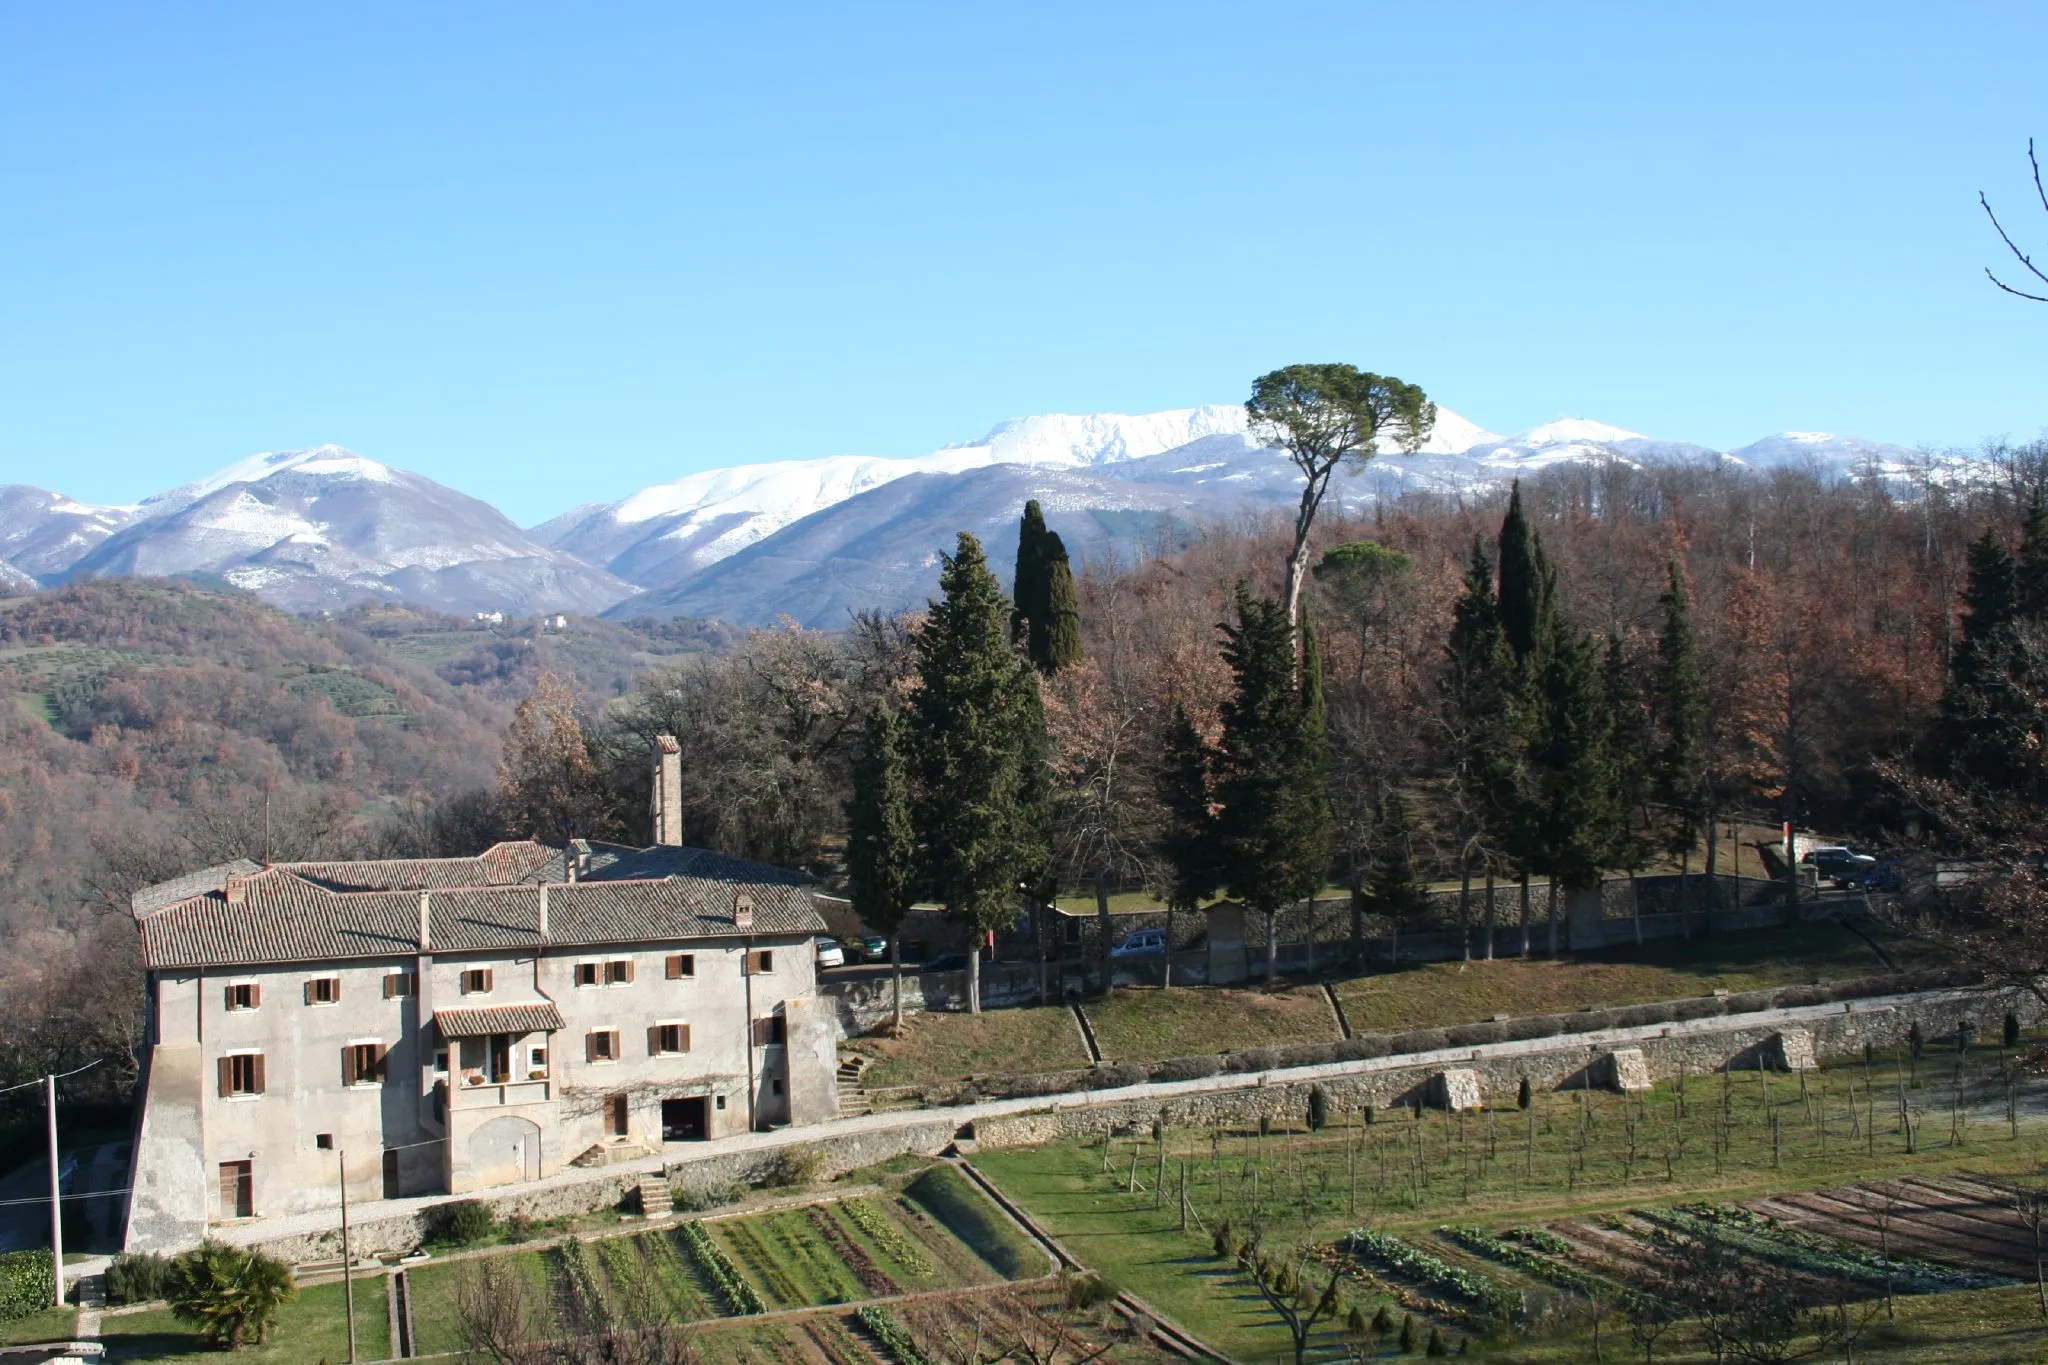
[167, 1241, 297, 1349]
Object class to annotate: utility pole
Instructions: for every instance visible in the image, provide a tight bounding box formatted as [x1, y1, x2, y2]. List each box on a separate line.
[339, 1150, 356, 1364]
[46, 1075, 62, 1310]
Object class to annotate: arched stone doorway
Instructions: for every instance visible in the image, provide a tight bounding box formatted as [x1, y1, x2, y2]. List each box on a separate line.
[467, 1115, 541, 1187]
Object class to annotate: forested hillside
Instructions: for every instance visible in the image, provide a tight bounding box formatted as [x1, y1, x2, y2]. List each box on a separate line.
[3, 446, 2042, 1099]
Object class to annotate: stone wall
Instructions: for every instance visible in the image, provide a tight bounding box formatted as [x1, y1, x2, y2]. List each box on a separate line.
[971, 985, 2037, 1147]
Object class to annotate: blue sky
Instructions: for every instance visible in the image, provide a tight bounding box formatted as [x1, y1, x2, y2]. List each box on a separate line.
[2, 3, 2045, 524]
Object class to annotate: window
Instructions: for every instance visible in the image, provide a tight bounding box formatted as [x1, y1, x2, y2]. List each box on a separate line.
[665, 953, 695, 979]
[460, 968, 493, 995]
[224, 982, 260, 1011]
[771, 1078, 785, 1096]
[1063, 917, 1082, 946]
[587, 1029, 621, 1063]
[575, 962, 599, 987]
[433, 1049, 449, 1074]
[605, 959, 634, 986]
[650, 1023, 691, 1056]
[715, 1094, 726, 1110]
[529, 1046, 548, 1075]
[315, 1133, 333, 1150]
[747, 950, 775, 974]
[752, 1016, 786, 1047]
[342, 1042, 388, 1087]
[305, 976, 340, 1006]
[383, 971, 416, 999]
[218, 1053, 265, 1097]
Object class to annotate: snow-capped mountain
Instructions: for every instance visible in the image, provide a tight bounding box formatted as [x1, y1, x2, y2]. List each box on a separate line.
[0, 484, 135, 579]
[538, 403, 1504, 589]
[0, 403, 1944, 624]
[0, 556, 35, 593]
[62, 446, 629, 616]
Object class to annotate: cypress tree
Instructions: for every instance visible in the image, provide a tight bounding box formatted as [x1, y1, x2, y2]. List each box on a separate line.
[1012, 499, 1049, 650]
[848, 706, 917, 1032]
[1041, 530, 1084, 672]
[1442, 538, 1525, 960]
[1157, 703, 1218, 912]
[909, 532, 1052, 1013]
[1496, 483, 1543, 663]
[1214, 584, 1330, 980]
[1528, 601, 1612, 953]
[1602, 632, 1653, 940]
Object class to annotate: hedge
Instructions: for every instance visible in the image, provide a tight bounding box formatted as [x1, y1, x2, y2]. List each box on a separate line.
[0, 1249, 53, 1321]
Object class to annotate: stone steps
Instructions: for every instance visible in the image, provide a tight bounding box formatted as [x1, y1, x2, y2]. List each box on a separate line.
[637, 1176, 673, 1218]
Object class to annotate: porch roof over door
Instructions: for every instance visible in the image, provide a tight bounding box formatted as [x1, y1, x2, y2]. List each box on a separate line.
[434, 1001, 565, 1038]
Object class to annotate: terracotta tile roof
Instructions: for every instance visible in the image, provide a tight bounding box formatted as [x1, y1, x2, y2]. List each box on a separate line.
[286, 841, 564, 892]
[136, 848, 823, 971]
[434, 1001, 565, 1038]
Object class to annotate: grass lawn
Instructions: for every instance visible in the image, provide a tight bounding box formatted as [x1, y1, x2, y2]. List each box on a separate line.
[0, 1306, 77, 1346]
[973, 1141, 1350, 1363]
[407, 1246, 558, 1358]
[903, 1164, 1050, 1280]
[850, 1003, 1091, 1088]
[1335, 920, 1926, 1034]
[101, 1275, 390, 1362]
[1085, 984, 1342, 1063]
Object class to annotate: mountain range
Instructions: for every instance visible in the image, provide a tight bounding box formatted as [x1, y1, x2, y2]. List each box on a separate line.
[0, 404, 1944, 626]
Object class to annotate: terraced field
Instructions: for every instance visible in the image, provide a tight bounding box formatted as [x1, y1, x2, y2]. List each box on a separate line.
[405, 1178, 1036, 1359]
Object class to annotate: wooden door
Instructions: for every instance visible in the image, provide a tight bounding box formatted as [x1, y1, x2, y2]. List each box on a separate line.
[218, 1160, 252, 1219]
[607, 1093, 630, 1137]
[382, 1149, 400, 1199]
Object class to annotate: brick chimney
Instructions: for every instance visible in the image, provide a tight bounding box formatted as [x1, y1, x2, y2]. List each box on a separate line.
[223, 877, 249, 906]
[651, 735, 683, 847]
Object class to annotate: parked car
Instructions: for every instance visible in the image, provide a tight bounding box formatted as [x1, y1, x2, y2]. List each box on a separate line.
[921, 953, 970, 973]
[1110, 928, 1168, 958]
[815, 937, 846, 969]
[845, 933, 890, 963]
[1801, 846, 1878, 886]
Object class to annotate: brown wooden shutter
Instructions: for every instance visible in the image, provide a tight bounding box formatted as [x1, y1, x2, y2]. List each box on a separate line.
[223, 985, 234, 1010]
[621, 959, 635, 983]
[373, 1045, 389, 1082]
[679, 1024, 691, 1053]
[217, 1056, 232, 1097]
[609, 1029, 621, 1059]
[384, 973, 396, 999]
[342, 1046, 359, 1086]
[304, 980, 314, 1006]
[249, 983, 260, 1008]
[647, 1025, 660, 1055]
[331, 978, 341, 1003]
[482, 969, 494, 993]
[586, 1031, 598, 1062]
[251, 1054, 266, 1094]
[665, 954, 681, 979]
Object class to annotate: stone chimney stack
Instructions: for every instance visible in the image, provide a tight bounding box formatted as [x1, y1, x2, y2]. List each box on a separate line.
[651, 735, 683, 846]
[734, 894, 753, 931]
[538, 882, 550, 941]
[417, 890, 432, 951]
[224, 877, 249, 906]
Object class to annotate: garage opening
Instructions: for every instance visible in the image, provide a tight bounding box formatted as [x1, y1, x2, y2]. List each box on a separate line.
[662, 1096, 708, 1142]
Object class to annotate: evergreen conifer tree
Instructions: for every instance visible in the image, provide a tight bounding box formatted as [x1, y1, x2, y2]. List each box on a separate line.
[909, 532, 1052, 1013]
[1602, 631, 1654, 941]
[1156, 702, 1219, 976]
[1041, 530, 1084, 672]
[1653, 560, 1708, 917]
[1941, 527, 2028, 789]
[848, 706, 917, 1032]
[1528, 599, 1612, 954]
[1011, 500, 1083, 673]
[1441, 538, 1525, 959]
[1214, 584, 1330, 979]
[2018, 491, 2048, 621]
[1496, 483, 1544, 663]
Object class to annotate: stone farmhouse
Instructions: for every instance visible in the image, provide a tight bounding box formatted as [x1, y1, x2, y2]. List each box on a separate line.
[122, 738, 837, 1253]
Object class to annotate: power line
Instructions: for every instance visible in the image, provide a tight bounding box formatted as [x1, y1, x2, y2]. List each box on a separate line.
[0, 1059, 105, 1096]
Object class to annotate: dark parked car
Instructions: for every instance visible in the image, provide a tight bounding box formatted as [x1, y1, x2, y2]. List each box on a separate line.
[921, 953, 970, 973]
[845, 933, 890, 963]
[1801, 846, 1877, 887]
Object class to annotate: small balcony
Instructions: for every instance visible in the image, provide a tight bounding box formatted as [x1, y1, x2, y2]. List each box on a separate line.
[452, 1074, 553, 1109]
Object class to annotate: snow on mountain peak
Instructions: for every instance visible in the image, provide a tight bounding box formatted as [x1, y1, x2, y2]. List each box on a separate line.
[1510, 418, 1647, 447]
[957, 405, 1253, 467]
[140, 445, 397, 518]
